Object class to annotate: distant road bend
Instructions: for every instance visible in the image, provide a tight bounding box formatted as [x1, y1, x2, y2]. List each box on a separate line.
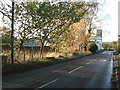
[3, 51, 113, 88]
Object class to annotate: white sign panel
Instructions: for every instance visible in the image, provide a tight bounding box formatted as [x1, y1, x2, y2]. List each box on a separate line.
[23, 43, 36, 47]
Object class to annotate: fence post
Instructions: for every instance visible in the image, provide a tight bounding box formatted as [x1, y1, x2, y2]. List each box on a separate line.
[23, 46, 26, 62]
[31, 46, 34, 61]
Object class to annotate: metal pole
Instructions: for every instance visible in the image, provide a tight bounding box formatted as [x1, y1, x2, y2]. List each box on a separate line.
[11, 1, 14, 63]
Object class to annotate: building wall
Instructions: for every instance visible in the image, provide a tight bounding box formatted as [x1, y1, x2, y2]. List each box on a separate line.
[96, 42, 102, 50]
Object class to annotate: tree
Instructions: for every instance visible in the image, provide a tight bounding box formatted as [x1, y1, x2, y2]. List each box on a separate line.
[23, 2, 87, 57]
[46, 2, 88, 53]
[63, 19, 87, 52]
[82, 2, 99, 51]
[0, 1, 101, 59]
[0, 26, 11, 43]
[117, 43, 120, 53]
[113, 41, 118, 51]
[2, 32, 11, 43]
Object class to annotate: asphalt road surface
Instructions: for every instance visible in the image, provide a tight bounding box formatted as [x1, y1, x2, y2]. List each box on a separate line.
[3, 51, 113, 88]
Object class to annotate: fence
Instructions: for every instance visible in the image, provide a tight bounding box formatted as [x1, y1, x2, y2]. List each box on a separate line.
[1, 45, 54, 63]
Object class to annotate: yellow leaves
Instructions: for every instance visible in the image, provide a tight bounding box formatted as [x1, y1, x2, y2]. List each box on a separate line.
[68, 18, 86, 33]
[64, 19, 87, 49]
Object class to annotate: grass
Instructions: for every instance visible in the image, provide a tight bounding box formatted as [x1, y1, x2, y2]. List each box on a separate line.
[112, 53, 120, 88]
[2, 51, 103, 76]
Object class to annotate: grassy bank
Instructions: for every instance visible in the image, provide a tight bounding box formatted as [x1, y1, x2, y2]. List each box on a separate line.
[3, 51, 103, 76]
[112, 54, 120, 88]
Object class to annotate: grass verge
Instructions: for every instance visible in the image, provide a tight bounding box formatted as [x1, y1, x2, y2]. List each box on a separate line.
[112, 54, 120, 88]
[3, 51, 103, 76]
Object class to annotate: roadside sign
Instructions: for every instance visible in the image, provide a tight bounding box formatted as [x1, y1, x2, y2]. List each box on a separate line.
[23, 43, 36, 47]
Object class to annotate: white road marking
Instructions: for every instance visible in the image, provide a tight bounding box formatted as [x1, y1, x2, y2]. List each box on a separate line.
[36, 79, 58, 89]
[36, 59, 97, 89]
[68, 59, 96, 73]
[86, 62, 90, 64]
[86, 59, 95, 64]
[68, 66, 83, 73]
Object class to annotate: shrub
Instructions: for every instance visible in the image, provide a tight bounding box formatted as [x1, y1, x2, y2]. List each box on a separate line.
[89, 44, 98, 53]
[73, 52, 79, 56]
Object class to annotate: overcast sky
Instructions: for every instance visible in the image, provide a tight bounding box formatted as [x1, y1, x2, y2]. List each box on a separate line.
[0, 0, 120, 42]
[97, 0, 119, 42]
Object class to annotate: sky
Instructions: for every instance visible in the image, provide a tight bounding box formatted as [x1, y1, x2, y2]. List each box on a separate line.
[0, 0, 120, 42]
[96, 0, 120, 42]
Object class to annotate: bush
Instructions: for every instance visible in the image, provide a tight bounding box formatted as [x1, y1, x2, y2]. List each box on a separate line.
[73, 52, 79, 56]
[89, 44, 98, 53]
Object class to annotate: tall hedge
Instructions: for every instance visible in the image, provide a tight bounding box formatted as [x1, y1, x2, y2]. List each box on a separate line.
[89, 44, 98, 53]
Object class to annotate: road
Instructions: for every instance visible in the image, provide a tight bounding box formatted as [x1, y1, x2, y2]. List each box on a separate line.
[3, 51, 113, 89]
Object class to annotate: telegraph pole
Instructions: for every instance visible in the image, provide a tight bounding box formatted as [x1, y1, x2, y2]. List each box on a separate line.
[11, 1, 14, 63]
